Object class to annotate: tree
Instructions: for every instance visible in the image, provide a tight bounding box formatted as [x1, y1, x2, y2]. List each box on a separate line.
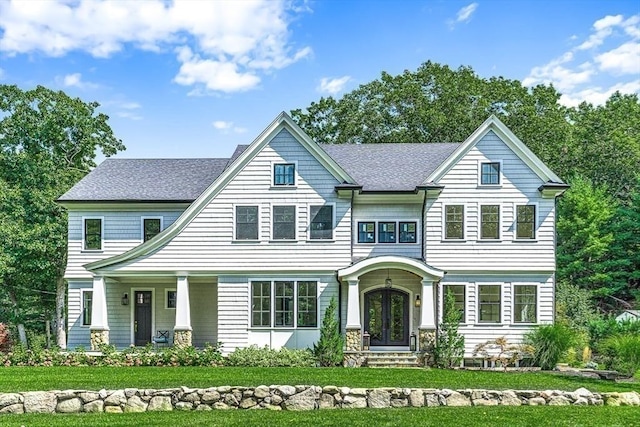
[313, 298, 344, 366]
[0, 85, 124, 348]
[434, 290, 464, 368]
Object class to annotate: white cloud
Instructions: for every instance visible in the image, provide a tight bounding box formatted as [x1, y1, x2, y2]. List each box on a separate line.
[448, 3, 478, 29]
[212, 120, 247, 134]
[0, 0, 311, 93]
[55, 72, 99, 90]
[560, 80, 640, 107]
[317, 76, 351, 95]
[595, 41, 640, 75]
[522, 53, 594, 92]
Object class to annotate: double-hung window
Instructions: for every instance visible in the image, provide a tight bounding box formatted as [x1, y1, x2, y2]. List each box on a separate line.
[514, 285, 537, 323]
[250, 280, 318, 328]
[480, 205, 500, 239]
[378, 222, 396, 243]
[236, 206, 259, 240]
[84, 218, 103, 250]
[516, 205, 536, 239]
[309, 205, 333, 240]
[443, 285, 465, 321]
[480, 162, 500, 185]
[273, 206, 295, 240]
[82, 290, 92, 326]
[445, 205, 464, 240]
[143, 218, 162, 242]
[357, 222, 375, 243]
[478, 285, 501, 323]
[273, 163, 295, 186]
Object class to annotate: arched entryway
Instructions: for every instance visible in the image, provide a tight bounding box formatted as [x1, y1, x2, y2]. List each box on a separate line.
[364, 288, 409, 346]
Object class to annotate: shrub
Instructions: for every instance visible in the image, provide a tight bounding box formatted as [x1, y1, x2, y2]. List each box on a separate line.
[598, 334, 640, 377]
[0, 323, 12, 352]
[434, 290, 464, 368]
[225, 345, 315, 367]
[588, 317, 640, 348]
[525, 323, 576, 370]
[313, 298, 343, 366]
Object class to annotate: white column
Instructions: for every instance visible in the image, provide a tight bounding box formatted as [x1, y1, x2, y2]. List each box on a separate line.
[419, 279, 436, 329]
[174, 276, 192, 331]
[90, 276, 109, 330]
[345, 279, 361, 328]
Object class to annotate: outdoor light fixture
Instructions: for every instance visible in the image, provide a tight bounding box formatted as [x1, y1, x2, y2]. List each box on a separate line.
[362, 331, 370, 351]
[410, 332, 417, 352]
[415, 295, 421, 307]
[121, 293, 129, 306]
[385, 269, 392, 288]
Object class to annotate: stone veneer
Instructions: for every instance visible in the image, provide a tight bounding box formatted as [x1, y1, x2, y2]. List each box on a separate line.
[90, 330, 109, 351]
[173, 330, 192, 348]
[345, 328, 361, 352]
[1, 386, 638, 414]
[418, 328, 436, 352]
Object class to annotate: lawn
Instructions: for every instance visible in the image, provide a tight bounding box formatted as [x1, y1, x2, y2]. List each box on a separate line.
[0, 366, 638, 393]
[2, 406, 639, 427]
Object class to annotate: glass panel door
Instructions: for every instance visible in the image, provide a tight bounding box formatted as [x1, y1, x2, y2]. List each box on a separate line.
[364, 289, 409, 346]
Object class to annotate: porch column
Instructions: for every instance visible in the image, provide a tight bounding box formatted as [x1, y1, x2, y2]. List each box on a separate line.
[419, 279, 436, 354]
[90, 276, 109, 350]
[345, 279, 361, 351]
[174, 276, 192, 348]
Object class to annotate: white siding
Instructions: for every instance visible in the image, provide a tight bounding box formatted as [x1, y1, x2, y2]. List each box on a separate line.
[426, 130, 557, 272]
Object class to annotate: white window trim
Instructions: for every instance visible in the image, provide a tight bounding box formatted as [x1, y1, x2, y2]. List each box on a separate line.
[248, 278, 320, 329]
[478, 204, 501, 241]
[477, 159, 503, 187]
[307, 203, 336, 241]
[141, 216, 164, 242]
[513, 202, 538, 241]
[233, 204, 261, 242]
[80, 288, 93, 327]
[476, 283, 503, 324]
[271, 160, 298, 188]
[82, 216, 104, 252]
[271, 204, 297, 241]
[165, 288, 177, 310]
[442, 283, 467, 324]
[512, 283, 539, 324]
[442, 204, 466, 241]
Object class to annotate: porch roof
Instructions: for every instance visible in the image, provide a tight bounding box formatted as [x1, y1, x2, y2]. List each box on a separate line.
[338, 255, 444, 282]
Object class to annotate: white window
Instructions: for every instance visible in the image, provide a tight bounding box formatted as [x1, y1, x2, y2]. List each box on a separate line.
[235, 206, 259, 240]
[513, 285, 537, 323]
[250, 280, 318, 328]
[81, 290, 92, 326]
[142, 217, 163, 242]
[165, 289, 177, 309]
[83, 217, 103, 250]
[444, 205, 464, 240]
[480, 205, 500, 240]
[478, 285, 501, 323]
[309, 205, 334, 240]
[516, 205, 536, 240]
[273, 205, 296, 240]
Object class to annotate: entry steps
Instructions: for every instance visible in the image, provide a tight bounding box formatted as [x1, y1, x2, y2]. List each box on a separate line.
[365, 351, 421, 368]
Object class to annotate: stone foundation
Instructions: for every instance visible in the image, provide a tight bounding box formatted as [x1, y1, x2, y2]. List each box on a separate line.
[345, 328, 361, 352]
[418, 328, 436, 352]
[90, 330, 109, 351]
[173, 330, 192, 348]
[1, 386, 637, 414]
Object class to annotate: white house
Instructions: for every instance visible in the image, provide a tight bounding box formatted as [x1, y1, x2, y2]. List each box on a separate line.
[58, 113, 568, 363]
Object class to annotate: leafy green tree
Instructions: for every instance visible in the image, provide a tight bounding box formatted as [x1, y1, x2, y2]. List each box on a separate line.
[313, 298, 344, 366]
[0, 85, 124, 347]
[434, 290, 465, 368]
[555, 281, 601, 334]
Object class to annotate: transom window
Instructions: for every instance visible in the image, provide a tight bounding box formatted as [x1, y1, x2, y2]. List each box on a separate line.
[514, 285, 537, 323]
[251, 280, 318, 328]
[480, 205, 500, 239]
[399, 222, 417, 243]
[310, 205, 333, 240]
[481, 162, 500, 185]
[273, 163, 295, 186]
[478, 285, 501, 323]
[82, 290, 92, 326]
[236, 206, 259, 240]
[143, 218, 161, 242]
[445, 205, 464, 240]
[378, 222, 396, 243]
[443, 285, 465, 321]
[273, 206, 295, 240]
[516, 205, 536, 239]
[84, 218, 102, 250]
[358, 222, 375, 243]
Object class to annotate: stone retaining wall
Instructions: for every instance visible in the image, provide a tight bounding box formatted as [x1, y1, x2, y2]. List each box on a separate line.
[0, 386, 638, 414]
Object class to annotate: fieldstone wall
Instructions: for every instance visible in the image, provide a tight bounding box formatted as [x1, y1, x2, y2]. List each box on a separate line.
[345, 328, 361, 352]
[90, 330, 109, 351]
[173, 330, 192, 348]
[1, 386, 638, 414]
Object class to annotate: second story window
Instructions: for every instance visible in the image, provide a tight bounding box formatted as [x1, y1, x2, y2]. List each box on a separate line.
[310, 205, 333, 240]
[236, 206, 259, 240]
[358, 222, 375, 243]
[378, 222, 396, 243]
[480, 162, 500, 185]
[516, 205, 536, 239]
[273, 205, 295, 240]
[399, 222, 417, 243]
[273, 163, 295, 186]
[445, 205, 464, 240]
[84, 218, 102, 250]
[480, 205, 500, 240]
[143, 218, 162, 242]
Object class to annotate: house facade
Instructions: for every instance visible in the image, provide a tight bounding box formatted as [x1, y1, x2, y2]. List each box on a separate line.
[58, 113, 568, 360]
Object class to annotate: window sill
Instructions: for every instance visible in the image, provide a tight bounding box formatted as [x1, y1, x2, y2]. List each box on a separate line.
[270, 185, 297, 190]
[476, 239, 502, 243]
[306, 239, 335, 243]
[81, 250, 104, 254]
[269, 240, 298, 244]
[440, 239, 466, 243]
[476, 185, 502, 189]
[513, 239, 538, 243]
[232, 240, 261, 244]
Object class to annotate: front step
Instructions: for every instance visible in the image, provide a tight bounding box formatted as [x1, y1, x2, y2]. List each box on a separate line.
[365, 351, 422, 368]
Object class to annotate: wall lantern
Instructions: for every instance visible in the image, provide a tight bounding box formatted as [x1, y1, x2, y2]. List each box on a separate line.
[362, 331, 371, 351]
[121, 293, 129, 306]
[415, 295, 421, 307]
[385, 269, 392, 288]
[410, 332, 417, 352]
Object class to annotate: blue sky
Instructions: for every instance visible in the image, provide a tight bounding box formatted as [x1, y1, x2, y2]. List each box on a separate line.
[1, 0, 638, 161]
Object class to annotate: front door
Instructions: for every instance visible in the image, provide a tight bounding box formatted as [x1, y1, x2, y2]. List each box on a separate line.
[134, 291, 152, 346]
[364, 289, 409, 346]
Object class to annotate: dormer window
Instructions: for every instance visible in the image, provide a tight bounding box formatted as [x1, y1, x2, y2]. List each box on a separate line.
[273, 163, 295, 186]
[480, 162, 500, 185]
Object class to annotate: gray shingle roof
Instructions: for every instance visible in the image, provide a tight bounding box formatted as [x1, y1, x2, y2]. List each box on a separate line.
[320, 143, 459, 191]
[58, 158, 229, 202]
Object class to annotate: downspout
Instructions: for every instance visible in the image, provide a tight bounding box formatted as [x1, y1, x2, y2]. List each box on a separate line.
[421, 188, 427, 261]
[350, 189, 355, 261]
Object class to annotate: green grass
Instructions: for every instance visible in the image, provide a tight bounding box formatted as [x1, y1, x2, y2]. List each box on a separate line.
[2, 406, 639, 427]
[0, 366, 638, 393]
